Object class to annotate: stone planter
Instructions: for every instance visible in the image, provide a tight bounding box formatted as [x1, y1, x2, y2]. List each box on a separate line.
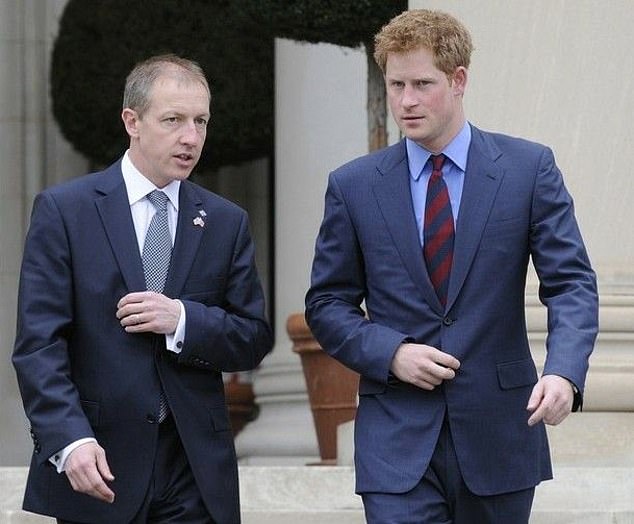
[287, 313, 359, 464]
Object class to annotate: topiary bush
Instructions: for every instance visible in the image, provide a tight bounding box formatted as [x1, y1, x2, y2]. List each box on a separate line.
[51, 0, 274, 172]
[236, 0, 406, 49]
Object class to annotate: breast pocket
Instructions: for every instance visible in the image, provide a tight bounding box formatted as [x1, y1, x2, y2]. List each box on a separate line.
[479, 218, 527, 253]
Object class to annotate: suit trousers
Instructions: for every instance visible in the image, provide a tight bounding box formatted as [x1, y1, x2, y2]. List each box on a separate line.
[58, 415, 214, 524]
[362, 416, 535, 524]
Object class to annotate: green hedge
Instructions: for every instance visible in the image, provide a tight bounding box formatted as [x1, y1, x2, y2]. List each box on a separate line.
[51, 0, 274, 172]
[236, 0, 406, 49]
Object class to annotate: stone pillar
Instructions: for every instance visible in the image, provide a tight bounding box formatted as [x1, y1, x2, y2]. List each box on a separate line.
[235, 38, 369, 463]
[0, 0, 88, 466]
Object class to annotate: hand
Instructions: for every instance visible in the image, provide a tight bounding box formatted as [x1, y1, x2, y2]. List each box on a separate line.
[116, 291, 181, 335]
[65, 442, 115, 503]
[390, 343, 460, 390]
[527, 374, 574, 426]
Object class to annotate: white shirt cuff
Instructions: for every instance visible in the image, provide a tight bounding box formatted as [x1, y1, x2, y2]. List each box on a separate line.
[49, 437, 97, 473]
[165, 300, 186, 353]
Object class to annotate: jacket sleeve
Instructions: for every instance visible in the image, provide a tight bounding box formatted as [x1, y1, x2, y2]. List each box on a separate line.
[305, 171, 408, 384]
[12, 192, 95, 464]
[529, 147, 599, 393]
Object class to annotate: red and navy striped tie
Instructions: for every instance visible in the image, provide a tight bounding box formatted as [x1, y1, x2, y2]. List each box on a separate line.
[423, 154, 454, 307]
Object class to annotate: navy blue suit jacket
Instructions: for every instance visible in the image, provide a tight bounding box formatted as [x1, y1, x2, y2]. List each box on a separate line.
[306, 126, 598, 496]
[13, 160, 272, 523]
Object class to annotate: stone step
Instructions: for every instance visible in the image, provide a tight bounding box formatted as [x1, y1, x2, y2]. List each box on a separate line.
[2, 465, 634, 523]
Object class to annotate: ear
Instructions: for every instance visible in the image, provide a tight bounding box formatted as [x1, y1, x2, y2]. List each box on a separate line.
[121, 108, 140, 138]
[451, 66, 468, 96]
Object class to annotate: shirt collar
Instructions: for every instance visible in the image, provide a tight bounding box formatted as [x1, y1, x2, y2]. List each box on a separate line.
[121, 150, 180, 210]
[407, 121, 472, 181]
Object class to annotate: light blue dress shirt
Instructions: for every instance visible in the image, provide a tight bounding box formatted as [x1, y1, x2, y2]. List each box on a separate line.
[407, 122, 472, 246]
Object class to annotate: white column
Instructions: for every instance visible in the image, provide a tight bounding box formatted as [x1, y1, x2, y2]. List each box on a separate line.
[0, 0, 29, 466]
[235, 38, 369, 463]
[0, 0, 87, 466]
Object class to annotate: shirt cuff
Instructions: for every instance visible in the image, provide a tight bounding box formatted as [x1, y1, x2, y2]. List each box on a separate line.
[50, 437, 97, 473]
[165, 300, 186, 353]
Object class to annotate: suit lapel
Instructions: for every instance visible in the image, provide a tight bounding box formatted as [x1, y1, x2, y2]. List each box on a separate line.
[94, 162, 147, 292]
[372, 141, 443, 312]
[446, 127, 505, 309]
[163, 181, 205, 297]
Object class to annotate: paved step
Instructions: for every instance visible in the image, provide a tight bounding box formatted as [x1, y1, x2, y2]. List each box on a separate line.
[2, 465, 633, 523]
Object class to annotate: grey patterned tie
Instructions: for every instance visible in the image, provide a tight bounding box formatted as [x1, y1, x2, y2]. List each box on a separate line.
[142, 190, 172, 422]
[143, 190, 172, 293]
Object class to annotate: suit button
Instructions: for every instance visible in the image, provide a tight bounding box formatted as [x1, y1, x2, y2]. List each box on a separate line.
[443, 317, 454, 326]
[146, 414, 157, 424]
[34, 445, 41, 454]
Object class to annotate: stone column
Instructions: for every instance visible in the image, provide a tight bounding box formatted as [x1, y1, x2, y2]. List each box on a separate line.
[0, 0, 87, 466]
[235, 38, 369, 463]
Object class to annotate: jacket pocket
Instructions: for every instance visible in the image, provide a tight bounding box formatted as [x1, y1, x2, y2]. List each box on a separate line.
[497, 358, 538, 390]
[358, 377, 386, 396]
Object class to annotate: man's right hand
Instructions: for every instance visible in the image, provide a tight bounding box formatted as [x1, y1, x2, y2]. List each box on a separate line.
[390, 343, 460, 390]
[65, 442, 115, 503]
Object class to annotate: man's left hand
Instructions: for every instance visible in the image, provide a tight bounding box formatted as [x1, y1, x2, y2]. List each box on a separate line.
[116, 291, 180, 335]
[526, 374, 574, 426]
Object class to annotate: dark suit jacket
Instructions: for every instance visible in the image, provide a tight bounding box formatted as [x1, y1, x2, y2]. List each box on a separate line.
[305, 125, 598, 496]
[13, 160, 272, 523]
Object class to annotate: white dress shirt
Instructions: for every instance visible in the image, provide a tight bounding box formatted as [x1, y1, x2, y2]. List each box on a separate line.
[51, 151, 186, 472]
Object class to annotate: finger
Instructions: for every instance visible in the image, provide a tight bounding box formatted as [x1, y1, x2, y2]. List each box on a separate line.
[117, 292, 147, 309]
[544, 399, 571, 426]
[121, 312, 147, 329]
[96, 448, 115, 482]
[527, 402, 546, 426]
[435, 352, 461, 370]
[526, 382, 544, 412]
[414, 379, 437, 391]
[433, 364, 457, 380]
[92, 476, 115, 503]
[81, 451, 115, 503]
[67, 463, 114, 503]
[115, 303, 137, 320]
[86, 474, 115, 503]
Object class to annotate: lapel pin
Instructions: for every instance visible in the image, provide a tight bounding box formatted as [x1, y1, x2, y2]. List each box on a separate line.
[198, 210, 207, 217]
[193, 217, 205, 228]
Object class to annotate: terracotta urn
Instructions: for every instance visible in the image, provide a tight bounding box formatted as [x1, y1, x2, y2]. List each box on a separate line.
[287, 312, 359, 464]
[224, 373, 256, 436]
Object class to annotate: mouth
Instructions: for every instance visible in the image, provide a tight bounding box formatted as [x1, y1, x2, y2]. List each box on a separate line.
[174, 153, 195, 162]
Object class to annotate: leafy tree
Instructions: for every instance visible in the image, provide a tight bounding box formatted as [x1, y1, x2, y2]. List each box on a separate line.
[237, 0, 407, 151]
[51, 0, 274, 172]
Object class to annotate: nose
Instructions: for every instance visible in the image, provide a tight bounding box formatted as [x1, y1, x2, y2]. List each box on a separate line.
[180, 120, 204, 146]
[401, 85, 418, 108]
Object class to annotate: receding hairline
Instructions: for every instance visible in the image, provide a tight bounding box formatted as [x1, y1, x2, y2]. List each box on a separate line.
[122, 55, 211, 115]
